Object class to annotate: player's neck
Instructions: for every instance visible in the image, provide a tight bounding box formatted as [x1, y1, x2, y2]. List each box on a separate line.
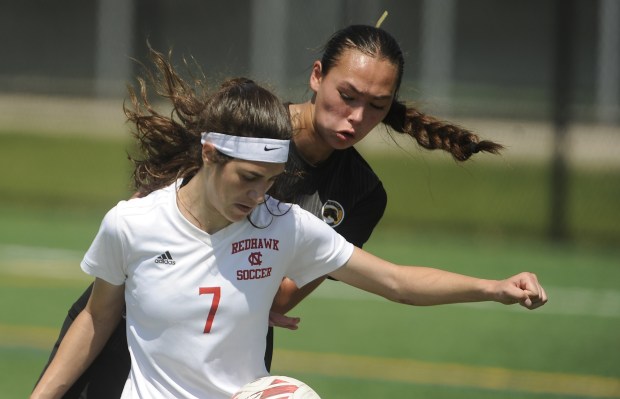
[176, 173, 232, 234]
[289, 102, 334, 165]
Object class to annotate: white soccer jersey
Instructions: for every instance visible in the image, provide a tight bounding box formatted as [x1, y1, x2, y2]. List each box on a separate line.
[81, 185, 353, 399]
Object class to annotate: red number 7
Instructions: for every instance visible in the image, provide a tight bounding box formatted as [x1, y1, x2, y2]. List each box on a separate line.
[199, 286, 221, 333]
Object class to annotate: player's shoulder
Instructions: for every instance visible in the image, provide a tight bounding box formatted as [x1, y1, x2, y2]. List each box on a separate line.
[342, 147, 378, 173]
[325, 147, 379, 181]
[115, 184, 175, 217]
[328, 147, 383, 194]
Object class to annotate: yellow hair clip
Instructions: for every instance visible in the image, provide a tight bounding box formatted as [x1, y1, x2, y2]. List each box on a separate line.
[375, 10, 388, 28]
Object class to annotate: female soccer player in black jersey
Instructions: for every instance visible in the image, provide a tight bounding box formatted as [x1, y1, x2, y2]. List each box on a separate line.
[36, 25, 503, 398]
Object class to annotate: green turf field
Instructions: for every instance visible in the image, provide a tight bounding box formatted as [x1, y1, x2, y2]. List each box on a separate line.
[1, 133, 619, 398]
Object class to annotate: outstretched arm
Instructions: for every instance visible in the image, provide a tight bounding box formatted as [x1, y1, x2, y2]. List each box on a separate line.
[330, 247, 547, 309]
[31, 278, 125, 399]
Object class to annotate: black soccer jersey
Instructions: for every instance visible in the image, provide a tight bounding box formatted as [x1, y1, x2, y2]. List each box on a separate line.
[270, 141, 387, 248]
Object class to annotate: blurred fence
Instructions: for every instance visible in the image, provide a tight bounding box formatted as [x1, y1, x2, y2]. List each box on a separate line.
[0, 0, 618, 243]
[0, 0, 618, 122]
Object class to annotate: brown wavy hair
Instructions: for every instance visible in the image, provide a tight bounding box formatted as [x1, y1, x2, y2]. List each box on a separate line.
[125, 47, 291, 195]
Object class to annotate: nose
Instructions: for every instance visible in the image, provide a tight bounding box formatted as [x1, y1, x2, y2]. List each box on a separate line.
[247, 189, 262, 203]
[347, 105, 364, 125]
[247, 182, 270, 204]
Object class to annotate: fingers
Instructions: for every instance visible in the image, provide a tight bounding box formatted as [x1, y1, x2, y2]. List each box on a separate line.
[268, 311, 301, 330]
[523, 286, 548, 309]
[516, 272, 548, 310]
[496, 272, 548, 309]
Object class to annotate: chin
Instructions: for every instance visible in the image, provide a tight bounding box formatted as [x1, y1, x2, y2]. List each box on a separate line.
[230, 208, 253, 221]
[228, 213, 246, 222]
[331, 140, 355, 150]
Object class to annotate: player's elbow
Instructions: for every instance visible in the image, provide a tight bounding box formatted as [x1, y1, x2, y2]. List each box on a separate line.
[382, 268, 430, 307]
[379, 270, 419, 306]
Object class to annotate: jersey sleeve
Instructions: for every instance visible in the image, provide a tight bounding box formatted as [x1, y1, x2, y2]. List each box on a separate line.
[286, 207, 354, 288]
[80, 205, 127, 286]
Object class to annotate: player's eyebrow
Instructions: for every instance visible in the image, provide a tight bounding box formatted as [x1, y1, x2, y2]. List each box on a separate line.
[244, 169, 284, 181]
[343, 82, 393, 101]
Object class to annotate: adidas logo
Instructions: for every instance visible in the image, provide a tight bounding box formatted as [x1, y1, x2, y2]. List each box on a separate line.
[155, 250, 176, 265]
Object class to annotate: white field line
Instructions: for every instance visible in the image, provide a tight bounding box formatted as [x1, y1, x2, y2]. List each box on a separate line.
[2, 244, 619, 318]
[0, 244, 87, 280]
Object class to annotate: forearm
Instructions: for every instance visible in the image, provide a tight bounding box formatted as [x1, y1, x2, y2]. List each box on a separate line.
[271, 276, 326, 314]
[332, 248, 545, 308]
[31, 309, 122, 398]
[336, 261, 495, 306]
[388, 266, 496, 306]
[390, 266, 546, 309]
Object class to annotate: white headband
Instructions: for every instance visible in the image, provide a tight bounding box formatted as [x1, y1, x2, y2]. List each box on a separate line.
[200, 132, 290, 163]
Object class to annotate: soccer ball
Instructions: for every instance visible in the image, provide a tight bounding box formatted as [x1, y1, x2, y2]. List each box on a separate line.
[231, 375, 321, 399]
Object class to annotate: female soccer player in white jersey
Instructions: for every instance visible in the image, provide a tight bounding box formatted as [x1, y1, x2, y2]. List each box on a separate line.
[37, 25, 509, 398]
[31, 48, 546, 399]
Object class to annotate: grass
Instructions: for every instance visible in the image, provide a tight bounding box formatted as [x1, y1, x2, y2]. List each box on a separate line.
[1, 132, 619, 246]
[3, 229, 619, 398]
[0, 133, 132, 209]
[366, 152, 620, 245]
[274, 229, 620, 372]
[1, 132, 619, 398]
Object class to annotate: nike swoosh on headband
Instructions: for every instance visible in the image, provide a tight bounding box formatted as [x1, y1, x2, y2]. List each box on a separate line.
[264, 146, 282, 151]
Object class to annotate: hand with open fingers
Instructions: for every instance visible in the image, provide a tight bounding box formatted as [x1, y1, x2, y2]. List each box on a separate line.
[268, 311, 301, 330]
[495, 272, 548, 309]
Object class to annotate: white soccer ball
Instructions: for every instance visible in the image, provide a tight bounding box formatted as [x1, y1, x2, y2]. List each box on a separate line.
[231, 375, 321, 399]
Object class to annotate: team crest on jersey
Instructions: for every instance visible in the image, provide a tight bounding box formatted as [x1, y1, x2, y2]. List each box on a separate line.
[321, 200, 345, 227]
[236, 251, 272, 281]
[231, 238, 278, 281]
[248, 251, 263, 266]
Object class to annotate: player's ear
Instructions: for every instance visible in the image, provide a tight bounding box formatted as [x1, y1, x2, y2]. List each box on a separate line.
[202, 142, 216, 165]
[309, 61, 323, 92]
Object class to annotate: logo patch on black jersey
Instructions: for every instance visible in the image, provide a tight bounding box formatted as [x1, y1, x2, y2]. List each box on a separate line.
[321, 200, 345, 227]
